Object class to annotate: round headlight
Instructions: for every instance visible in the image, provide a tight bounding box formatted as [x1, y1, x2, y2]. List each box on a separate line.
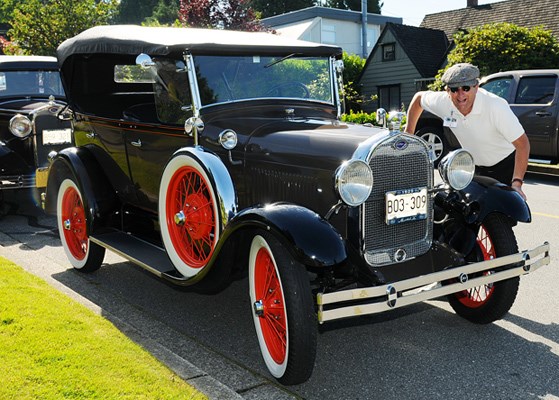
[335, 160, 373, 206]
[9, 114, 32, 138]
[438, 149, 475, 190]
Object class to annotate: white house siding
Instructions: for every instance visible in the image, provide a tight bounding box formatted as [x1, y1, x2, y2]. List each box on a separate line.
[359, 30, 420, 112]
[273, 18, 381, 56]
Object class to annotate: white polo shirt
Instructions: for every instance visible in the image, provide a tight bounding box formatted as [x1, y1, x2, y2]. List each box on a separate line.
[420, 88, 525, 166]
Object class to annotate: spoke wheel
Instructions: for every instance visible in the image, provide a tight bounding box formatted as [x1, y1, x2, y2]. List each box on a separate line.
[160, 155, 219, 278]
[448, 213, 520, 324]
[56, 179, 104, 272]
[249, 231, 316, 385]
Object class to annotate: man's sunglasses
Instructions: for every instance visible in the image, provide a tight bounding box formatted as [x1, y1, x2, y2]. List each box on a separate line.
[449, 86, 472, 93]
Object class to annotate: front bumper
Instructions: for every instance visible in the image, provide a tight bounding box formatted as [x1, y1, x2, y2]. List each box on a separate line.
[0, 168, 48, 190]
[317, 242, 550, 323]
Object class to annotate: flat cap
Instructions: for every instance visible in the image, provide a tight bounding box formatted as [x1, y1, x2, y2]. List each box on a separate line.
[441, 63, 480, 88]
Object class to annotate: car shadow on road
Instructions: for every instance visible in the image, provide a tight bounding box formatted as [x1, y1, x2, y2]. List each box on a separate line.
[49, 258, 559, 400]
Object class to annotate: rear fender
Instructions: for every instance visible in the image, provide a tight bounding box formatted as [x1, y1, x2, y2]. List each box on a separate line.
[44, 146, 119, 234]
[224, 203, 347, 268]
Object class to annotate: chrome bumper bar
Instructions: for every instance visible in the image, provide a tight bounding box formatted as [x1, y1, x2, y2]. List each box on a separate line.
[317, 242, 550, 323]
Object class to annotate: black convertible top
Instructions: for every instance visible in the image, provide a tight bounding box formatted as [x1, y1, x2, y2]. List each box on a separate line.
[57, 25, 343, 66]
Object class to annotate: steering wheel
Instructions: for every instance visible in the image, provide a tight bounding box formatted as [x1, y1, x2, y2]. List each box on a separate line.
[265, 81, 310, 98]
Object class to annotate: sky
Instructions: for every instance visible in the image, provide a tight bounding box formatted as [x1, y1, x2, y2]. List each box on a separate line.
[380, 0, 504, 26]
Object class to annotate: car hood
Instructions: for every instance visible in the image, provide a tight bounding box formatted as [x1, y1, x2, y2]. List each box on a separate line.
[0, 98, 66, 114]
[243, 118, 390, 171]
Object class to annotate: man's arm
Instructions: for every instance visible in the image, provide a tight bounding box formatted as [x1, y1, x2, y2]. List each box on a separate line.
[511, 133, 530, 200]
[404, 91, 425, 134]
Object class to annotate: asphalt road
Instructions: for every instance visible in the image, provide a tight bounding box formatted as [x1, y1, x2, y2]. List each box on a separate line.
[0, 171, 558, 400]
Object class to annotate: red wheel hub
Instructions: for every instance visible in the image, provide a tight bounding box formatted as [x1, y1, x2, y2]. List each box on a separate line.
[455, 225, 496, 308]
[166, 166, 216, 268]
[61, 186, 88, 260]
[254, 247, 287, 364]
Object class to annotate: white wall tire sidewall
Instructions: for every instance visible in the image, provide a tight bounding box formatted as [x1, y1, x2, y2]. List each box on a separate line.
[57, 178, 90, 270]
[249, 234, 289, 378]
[159, 155, 220, 278]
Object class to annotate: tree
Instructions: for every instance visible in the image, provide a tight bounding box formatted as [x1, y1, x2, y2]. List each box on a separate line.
[0, 0, 20, 23]
[325, 0, 382, 14]
[178, 0, 265, 31]
[431, 23, 559, 89]
[6, 0, 119, 56]
[249, 0, 314, 18]
[117, 0, 179, 25]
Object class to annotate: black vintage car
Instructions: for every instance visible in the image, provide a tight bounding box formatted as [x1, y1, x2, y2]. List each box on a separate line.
[0, 55, 71, 204]
[43, 25, 550, 385]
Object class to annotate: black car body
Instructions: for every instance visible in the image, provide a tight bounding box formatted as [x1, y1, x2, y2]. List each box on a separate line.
[0, 55, 71, 197]
[480, 69, 559, 163]
[43, 26, 550, 385]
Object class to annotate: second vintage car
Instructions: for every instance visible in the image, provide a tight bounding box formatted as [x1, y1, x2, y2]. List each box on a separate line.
[43, 26, 550, 385]
[0, 55, 71, 206]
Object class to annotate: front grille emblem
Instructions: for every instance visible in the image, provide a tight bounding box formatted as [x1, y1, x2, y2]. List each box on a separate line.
[394, 139, 409, 151]
[394, 248, 407, 262]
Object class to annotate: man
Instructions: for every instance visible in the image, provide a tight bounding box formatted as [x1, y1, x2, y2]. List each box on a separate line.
[404, 63, 530, 200]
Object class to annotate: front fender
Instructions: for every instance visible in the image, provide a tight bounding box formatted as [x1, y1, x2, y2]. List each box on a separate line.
[226, 203, 347, 268]
[44, 146, 118, 233]
[462, 176, 531, 224]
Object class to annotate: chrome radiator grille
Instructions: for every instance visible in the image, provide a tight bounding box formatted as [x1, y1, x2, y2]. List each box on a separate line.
[363, 135, 433, 266]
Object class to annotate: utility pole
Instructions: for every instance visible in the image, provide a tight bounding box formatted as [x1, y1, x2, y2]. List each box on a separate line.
[361, 0, 368, 58]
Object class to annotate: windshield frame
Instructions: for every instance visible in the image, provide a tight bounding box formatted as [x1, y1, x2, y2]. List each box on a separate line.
[186, 53, 339, 112]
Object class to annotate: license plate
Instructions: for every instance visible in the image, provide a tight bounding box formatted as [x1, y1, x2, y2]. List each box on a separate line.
[43, 128, 71, 145]
[385, 187, 428, 225]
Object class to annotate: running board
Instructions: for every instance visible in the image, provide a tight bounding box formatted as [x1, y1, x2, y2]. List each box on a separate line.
[90, 231, 188, 283]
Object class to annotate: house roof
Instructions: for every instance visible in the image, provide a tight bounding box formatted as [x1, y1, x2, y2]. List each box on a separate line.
[370, 23, 449, 78]
[420, 0, 559, 41]
[261, 6, 402, 27]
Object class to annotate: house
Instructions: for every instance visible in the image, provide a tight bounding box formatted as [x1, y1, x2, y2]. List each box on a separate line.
[261, 6, 402, 58]
[421, 0, 559, 42]
[357, 23, 449, 112]
[358, 0, 559, 112]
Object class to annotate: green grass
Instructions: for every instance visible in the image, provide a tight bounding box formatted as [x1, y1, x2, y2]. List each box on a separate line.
[0, 257, 206, 400]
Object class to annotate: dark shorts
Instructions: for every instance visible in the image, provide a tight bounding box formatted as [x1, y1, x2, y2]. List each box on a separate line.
[475, 151, 515, 184]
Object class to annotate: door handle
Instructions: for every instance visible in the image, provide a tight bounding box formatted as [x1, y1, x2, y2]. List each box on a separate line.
[131, 139, 142, 147]
[535, 111, 552, 117]
[86, 132, 96, 139]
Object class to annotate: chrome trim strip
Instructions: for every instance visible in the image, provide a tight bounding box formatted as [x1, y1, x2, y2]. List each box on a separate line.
[317, 242, 550, 323]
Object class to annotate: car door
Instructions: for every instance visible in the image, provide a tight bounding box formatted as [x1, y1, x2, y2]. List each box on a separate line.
[510, 75, 559, 159]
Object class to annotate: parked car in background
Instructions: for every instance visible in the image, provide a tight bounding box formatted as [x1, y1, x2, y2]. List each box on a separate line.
[43, 25, 550, 385]
[415, 69, 559, 165]
[0, 55, 71, 206]
[480, 69, 559, 163]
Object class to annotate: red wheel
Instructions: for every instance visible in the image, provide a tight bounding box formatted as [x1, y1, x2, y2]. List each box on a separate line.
[57, 179, 105, 271]
[249, 232, 316, 385]
[453, 224, 496, 308]
[159, 155, 219, 277]
[448, 213, 520, 324]
[253, 241, 287, 365]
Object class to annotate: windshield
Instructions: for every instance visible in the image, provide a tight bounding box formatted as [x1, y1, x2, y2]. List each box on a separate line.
[193, 55, 333, 106]
[0, 70, 65, 97]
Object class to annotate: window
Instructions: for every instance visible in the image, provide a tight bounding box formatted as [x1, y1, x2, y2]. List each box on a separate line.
[382, 43, 395, 61]
[378, 84, 400, 110]
[481, 77, 513, 101]
[514, 76, 556, 105]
